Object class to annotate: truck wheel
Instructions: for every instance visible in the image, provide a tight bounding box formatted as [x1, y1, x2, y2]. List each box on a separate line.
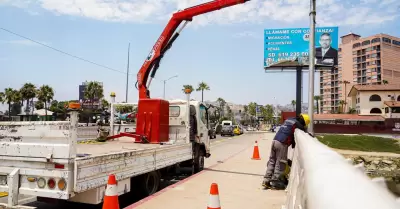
[194, 149, 205, 173]
[137, 171, 160, 196]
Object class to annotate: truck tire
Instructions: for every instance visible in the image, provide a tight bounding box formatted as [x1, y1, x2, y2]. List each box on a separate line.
[194, 149, 205, 173]
[135, 171, 160, 196]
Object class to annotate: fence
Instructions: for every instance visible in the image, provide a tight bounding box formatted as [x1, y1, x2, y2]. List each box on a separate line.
[283, 129, 399, 209]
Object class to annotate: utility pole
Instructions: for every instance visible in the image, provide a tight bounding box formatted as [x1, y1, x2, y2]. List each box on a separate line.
[308, 0, 316, 134]
[125, 43, 130, 103]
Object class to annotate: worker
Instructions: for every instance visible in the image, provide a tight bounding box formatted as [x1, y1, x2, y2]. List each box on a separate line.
[262, 114, 311, 190]
[189, 105, 198, 141]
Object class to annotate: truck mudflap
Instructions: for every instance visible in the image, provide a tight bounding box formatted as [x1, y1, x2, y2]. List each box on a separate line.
[73, 143, 192, 193]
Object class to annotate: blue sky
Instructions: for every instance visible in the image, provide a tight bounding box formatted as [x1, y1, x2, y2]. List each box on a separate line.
[1, 0, 399, 111]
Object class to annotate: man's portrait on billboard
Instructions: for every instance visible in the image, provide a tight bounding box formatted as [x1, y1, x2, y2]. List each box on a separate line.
[315, 32, 338, 66]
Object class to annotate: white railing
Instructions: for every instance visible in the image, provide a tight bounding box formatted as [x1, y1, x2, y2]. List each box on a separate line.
[284, 129, 399, 209]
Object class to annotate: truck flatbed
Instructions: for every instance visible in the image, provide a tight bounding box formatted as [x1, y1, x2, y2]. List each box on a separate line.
[76, 137, 170, 156]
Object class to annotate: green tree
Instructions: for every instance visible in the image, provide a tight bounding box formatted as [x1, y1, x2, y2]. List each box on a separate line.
[10, 90, 23, 116]
[383, 80, 389, 85]
[216, 98, 226, 118]
[314, 95, 322, 114]
[0, 92, 4, 105]
[84, 81, 104, 109]
[348, 108, 357, 114]
[291, 100, 296, 111]
[4, 88, 15, 119]
[263, 104, 274, 123]
[182, 85, 194, 94]
[35, 101, 44, 110]
[248, 102, 257, 116]
[339, 100, 346, 113]
[37, 85, 54, 117]
[20, 83, 37, 116]
[101, 99, 110, 109]
[196, 82, 210, 102]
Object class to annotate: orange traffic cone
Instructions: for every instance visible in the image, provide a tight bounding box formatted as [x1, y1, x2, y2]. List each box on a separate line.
[207, 183, 221, 209]
[102, 174, 119, 209]
[251, 141, 261, 160]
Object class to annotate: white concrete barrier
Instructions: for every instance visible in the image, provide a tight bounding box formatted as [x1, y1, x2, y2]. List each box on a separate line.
[284, 129, 399, 209]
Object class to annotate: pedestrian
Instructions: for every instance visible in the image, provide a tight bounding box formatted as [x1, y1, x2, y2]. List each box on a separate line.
[262, 114, 311, 190]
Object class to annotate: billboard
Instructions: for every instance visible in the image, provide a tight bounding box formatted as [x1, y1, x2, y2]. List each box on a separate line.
[264, 27, 339, 68]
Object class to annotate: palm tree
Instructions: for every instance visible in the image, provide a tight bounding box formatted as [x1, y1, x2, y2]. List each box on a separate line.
[341, 80, 350, 112]
[84, 81, 104, 123]
[339, 100, 346, 113]
[20, 83, 37, 117]
[196, 82, 210, 102]
[0, 92, 4, 104]
[216, 98, 226, 118]
[37, 85, 54, 118]
[314, 95, 322, 114]
[291, 100, 296, 111]
[182, 85, 194, 94]
[4, 88, 15, 120]
[101, 99, 110, 110]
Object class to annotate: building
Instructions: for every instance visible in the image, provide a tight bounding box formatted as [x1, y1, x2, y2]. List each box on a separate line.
[320, 33, 400, 113]
[348, 84, 400, 118]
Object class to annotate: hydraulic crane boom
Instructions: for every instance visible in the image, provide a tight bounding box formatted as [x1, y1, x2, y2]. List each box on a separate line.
[136, 0, 250, 99]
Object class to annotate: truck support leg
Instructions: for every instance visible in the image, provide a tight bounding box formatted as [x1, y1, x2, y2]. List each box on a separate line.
[8, 168, 20, 207]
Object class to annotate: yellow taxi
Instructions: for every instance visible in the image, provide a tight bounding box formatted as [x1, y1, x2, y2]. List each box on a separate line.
[233, 125, 241, 135]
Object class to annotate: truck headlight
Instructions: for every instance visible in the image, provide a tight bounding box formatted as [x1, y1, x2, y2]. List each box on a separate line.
[0, 175, 6, 185]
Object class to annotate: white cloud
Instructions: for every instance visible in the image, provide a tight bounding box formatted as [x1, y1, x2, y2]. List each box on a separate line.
[1, 0, 398, 27]
[0, 39, 50, 46]
[232, 31, 259, 39]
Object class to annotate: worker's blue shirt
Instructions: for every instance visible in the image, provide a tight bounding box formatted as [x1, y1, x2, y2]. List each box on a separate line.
[274, 118, 306, 146]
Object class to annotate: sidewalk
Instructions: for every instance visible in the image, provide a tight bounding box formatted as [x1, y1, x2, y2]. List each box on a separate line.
[128, 133, 286, 209]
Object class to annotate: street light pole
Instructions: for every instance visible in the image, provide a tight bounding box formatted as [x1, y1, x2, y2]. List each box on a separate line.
[162, 75, 178, 99]
[307, 0, 316, 134]
[125, 43, 130, 103]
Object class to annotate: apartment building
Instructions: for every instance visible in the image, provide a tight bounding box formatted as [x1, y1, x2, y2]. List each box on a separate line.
[320, 33, 400, 113]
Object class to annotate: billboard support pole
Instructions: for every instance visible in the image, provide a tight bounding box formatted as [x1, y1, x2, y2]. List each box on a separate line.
[296, 66, 302, 116]
[307, 0, 316, 134]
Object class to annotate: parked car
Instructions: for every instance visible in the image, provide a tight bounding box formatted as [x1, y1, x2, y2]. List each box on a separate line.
[221, 125, 234, 137]
[232, 125, 243, 135]
[209, 127, 217, 139]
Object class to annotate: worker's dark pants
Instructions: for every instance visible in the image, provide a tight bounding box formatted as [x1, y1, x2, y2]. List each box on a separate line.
[264, 140, 288, 181]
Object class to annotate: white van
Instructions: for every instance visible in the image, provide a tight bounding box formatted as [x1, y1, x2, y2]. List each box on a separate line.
[221, 120, 233, 126]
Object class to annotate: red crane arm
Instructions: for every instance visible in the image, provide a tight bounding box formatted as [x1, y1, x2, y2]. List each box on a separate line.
[136, 0, 250, 99]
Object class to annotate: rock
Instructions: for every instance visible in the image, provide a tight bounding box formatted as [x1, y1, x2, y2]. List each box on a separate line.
[373, 160, 380, 165]
[368, 164, 377, 170]
[382, 160, 394, 165]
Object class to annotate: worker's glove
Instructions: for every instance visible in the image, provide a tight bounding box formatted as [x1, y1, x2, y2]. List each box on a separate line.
[308, 133, 314, 138]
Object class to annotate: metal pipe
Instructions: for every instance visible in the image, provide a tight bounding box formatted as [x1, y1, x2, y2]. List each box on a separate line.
[307, 0, 316, 134]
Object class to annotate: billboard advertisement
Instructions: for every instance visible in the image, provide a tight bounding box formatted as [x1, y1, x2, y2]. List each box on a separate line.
[264, 27, 339, 68]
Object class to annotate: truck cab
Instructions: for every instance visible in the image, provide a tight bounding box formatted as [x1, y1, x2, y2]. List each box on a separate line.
[168, 100, 210, 156]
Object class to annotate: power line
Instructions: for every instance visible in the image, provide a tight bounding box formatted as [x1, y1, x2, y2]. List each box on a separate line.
[1, 27, 132, 75]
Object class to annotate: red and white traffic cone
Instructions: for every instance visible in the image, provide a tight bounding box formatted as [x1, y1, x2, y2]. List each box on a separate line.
[207, 183, 221, 209]
[102, 174, 119, 209]
[251, 141, 261, 160]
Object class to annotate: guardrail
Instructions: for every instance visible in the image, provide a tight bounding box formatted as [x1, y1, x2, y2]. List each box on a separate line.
[283, 129, 399, 209]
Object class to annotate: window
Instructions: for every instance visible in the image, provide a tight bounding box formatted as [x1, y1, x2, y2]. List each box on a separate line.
[397, 95, 400, 101]
[362, 40, 370, 46]
[371, 38, 380, 44]
[393, 40, 400, 46]
[385, 107, 389, 113]
[369, 94, 381, 101]
[169, 106, 180, 117]
[199, 104, 207, 125]
[382, 37, 391, 43]
[353, 43, 361, 48]
[370, 108, 382, 114]
[392, 107, 400, 113]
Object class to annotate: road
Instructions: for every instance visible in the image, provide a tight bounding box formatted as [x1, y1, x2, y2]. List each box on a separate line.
[2, 133, 270, 209]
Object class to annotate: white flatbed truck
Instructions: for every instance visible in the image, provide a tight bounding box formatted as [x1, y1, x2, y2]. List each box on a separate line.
[0, 94, 211, 208]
